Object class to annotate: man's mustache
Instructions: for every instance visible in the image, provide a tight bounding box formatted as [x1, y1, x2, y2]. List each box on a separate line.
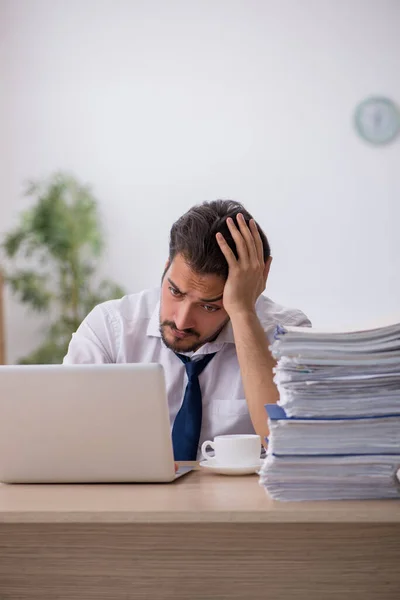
[160, 320, 200, 338]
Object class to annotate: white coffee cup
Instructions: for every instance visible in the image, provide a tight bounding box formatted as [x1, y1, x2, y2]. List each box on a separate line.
[201, 434, 261, 467]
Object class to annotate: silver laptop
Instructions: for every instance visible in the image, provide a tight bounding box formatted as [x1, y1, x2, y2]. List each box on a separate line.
[0, 363, 192, 483]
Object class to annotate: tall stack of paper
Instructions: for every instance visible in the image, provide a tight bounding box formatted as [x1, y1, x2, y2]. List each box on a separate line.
[259, 322, 400, 501]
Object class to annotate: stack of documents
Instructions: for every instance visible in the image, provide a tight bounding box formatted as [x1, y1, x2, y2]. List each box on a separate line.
[261, 454, 400, 501]
[266, 405, 400, 455]
[259, 322, 400, 501]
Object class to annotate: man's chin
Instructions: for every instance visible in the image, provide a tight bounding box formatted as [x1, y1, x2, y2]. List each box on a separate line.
[161, 331, 201, 353]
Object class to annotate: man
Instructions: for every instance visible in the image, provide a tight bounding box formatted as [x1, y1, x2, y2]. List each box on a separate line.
[64, 200, 311, 459]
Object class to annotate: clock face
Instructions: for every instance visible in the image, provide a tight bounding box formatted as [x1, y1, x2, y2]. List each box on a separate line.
[354, 97, 400, 145]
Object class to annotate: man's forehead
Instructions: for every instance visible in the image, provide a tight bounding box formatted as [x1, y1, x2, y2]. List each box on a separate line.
[168, 256, 224, 299]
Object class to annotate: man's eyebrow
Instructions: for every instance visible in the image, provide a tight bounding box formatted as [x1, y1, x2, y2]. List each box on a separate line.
[167, 278, 184, 293]
[199, 293, 223, 303]
[167, 278, 223, 303]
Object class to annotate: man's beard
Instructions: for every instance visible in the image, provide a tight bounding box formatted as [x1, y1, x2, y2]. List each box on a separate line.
[159, 317, 230, 353]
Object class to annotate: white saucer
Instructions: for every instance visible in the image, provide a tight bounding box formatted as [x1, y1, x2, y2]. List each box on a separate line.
[199, 459, 263, 476]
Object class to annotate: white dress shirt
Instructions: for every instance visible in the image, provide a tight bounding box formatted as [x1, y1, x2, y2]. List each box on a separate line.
[64, 288, 311, 456]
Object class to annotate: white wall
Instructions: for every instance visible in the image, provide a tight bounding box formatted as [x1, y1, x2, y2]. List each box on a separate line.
[1, 0, 400, 363]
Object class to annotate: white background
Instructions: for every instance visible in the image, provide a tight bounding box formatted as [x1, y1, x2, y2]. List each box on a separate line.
[1, 0, 399, 363]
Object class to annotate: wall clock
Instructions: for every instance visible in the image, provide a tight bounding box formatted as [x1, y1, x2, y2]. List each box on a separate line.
[354, 96, 400, 145]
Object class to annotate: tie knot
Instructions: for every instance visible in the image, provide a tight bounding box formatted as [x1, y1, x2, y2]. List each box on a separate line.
[176, 352, 217, 379]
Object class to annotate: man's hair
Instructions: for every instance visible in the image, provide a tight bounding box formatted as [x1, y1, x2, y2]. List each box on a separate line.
[169, 200, 271, 280]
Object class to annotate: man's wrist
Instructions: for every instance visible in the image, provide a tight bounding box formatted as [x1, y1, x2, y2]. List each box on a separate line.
[229, 307, 258, 325]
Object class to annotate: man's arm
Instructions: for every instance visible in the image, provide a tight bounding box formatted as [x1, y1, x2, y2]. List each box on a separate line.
[215, 214, 281, 444]
[63, 304, 116, 364]
[231, 309, 311, 440]
[229, 310, 278, 443]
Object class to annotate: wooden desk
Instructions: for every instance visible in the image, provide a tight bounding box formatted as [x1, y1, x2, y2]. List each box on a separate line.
[1, 463, 400, 599]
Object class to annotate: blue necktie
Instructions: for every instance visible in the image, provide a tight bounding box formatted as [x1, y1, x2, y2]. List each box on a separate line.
[172, 352, 217, 460]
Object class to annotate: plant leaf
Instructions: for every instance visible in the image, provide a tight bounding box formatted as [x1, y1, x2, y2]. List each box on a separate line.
[2, 171, 125, 363]
[5, 270, 53, 311]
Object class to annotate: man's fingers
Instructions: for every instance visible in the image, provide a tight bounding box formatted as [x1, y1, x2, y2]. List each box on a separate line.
[249, 219, 265, 264]
[216, 232, 237, 267]
[218, 216, 268, 271]
[236, 214, 258, 263]
[226, 217, 249, 262]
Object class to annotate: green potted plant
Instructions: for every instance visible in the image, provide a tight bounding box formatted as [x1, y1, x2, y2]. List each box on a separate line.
[2, 172, 125, 364]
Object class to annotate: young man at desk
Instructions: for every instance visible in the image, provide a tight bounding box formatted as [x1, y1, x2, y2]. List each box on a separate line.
[64, 200, 310, 459]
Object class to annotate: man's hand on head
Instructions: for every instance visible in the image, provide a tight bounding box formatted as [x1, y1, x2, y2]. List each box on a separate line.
[216, 214, 272, 318]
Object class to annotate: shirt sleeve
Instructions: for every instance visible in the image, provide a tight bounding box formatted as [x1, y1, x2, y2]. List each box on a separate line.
[63, 304, 119, 364]
[264, 309, 312, 345]
[282, 310, 312, 328]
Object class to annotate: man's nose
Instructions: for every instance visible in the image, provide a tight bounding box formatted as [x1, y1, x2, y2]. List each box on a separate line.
[174, 302, 196, 331]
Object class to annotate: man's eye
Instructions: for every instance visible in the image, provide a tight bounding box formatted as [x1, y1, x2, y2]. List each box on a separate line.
[169, 287, 182, 297]
[202, 305, 219, 313]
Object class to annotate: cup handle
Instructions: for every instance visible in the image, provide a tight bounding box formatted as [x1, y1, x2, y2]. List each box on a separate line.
[201, 440, 215, 461]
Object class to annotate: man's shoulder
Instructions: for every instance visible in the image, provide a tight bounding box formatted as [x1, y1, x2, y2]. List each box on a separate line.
[92, 287, 160, 324]
[256, 295, 311, 330]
